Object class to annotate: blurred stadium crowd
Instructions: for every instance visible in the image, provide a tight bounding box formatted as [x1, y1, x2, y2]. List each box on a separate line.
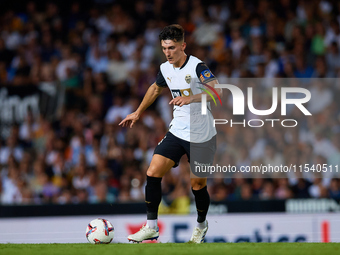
[1, 0, 340, 208]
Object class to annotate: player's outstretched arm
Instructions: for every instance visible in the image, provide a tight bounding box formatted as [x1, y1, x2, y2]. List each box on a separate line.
[119, 83, 164, 128]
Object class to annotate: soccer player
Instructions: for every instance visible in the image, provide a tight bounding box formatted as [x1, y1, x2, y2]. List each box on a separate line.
[119, 24, 221, 243]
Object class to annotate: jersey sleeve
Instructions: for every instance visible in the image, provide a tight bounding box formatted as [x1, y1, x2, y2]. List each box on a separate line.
[155, 70, 167, 87]
[196, 62, 216, 83]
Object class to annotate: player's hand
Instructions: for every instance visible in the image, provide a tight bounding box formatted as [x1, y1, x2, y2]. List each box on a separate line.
[119, 112, 140, 128]
[169, 96, 190, 107]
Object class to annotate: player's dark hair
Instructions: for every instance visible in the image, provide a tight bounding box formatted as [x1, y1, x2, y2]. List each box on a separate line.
[159, 24, 184, 42]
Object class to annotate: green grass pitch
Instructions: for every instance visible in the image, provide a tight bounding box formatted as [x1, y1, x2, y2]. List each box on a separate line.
[1, 243, 340, 255]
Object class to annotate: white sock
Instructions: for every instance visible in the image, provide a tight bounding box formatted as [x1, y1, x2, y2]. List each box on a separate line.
[197, 220, 207, 230]
[147, 219, 158, 229]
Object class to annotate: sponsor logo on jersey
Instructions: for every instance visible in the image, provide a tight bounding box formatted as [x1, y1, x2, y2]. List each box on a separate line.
[171, 89, 181, 98]
[171, 89, 192, 98]
[180, 88, 192, 97]
[167, 77, 172, 83]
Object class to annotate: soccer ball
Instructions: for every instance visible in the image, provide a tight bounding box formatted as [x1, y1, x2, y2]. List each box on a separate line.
[86, 218, 114, 244]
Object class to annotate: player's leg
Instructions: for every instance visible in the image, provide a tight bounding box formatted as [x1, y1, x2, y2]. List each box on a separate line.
[127, 155, 174, 243]
[191, 177, 209, 224]
[145, 154, 175, 229]
[128, 132, 185, 243]
[186, 136, 216, 243]
[189, 177, 209, 243]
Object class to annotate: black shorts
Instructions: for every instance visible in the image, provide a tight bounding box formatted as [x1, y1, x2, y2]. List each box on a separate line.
[154, 132, 216, 175]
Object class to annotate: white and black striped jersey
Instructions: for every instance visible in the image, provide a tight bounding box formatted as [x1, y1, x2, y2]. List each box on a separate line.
[156, 55, 217, 143]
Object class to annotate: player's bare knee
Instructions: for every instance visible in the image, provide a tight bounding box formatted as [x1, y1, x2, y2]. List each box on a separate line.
[191, 179, 207, 190]
[146, 165, 163, 178]
[146, 168, 159, 177]
[192, 183, 206, 190]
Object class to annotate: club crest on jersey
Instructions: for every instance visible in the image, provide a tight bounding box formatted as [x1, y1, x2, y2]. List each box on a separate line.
[185, 74, 191, 84]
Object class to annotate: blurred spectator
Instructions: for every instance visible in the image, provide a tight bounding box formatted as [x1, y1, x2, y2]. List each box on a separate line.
[72, 161, 90, 190]
[263, 144, 284, 167]
[1, 165, 22, 204]
[0, 133, 23, 165]
[326, 42, 340, 76]
[106, 50, 129, 84]
[105, 96, 132, 124]
[275, 179, 293, 199]
[259, 181, 275, 200]
[87, 46, 108, 73]
[292, 179, 311, 198]
[329, 179, 340, 199]
[240, 183, 253, 200]
[56, 45, 78, 81]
